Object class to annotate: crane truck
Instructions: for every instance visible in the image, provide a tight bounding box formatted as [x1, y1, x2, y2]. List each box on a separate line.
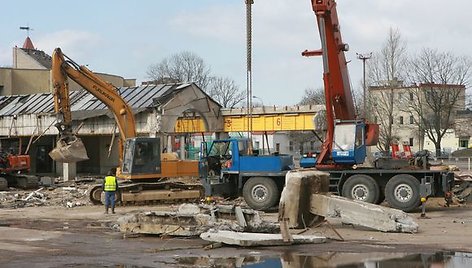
[198, 0, 454, 213]
[49, 48, 203, 204]
[298, 0, 454, 212]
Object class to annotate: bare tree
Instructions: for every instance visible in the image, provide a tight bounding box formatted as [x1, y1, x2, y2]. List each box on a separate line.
[299, 87, 325, 105]
[292, 87, 326, 154]
[207, 77, 246, 108]
[147, 52, 246, 108]
[403, 48, 472, 156]
[147, 51, 212, 90]
[367, 28, 408, 152]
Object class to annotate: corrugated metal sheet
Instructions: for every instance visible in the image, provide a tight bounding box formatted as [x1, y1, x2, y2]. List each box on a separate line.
[0, 83, 193, 117]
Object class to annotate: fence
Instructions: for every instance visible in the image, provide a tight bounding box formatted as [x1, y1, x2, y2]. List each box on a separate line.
[434, 157, 472, 172]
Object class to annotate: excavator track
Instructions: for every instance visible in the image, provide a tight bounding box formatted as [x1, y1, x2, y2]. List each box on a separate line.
[89, 181, 205, 205]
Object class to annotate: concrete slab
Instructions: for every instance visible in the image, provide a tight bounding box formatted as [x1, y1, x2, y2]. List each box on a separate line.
[311, 194, 419, 233]
[278, 169, 329, 228]
[279, 169, 418, 233]
[118, 204, 279, 236]
[200, 230, 326, 247]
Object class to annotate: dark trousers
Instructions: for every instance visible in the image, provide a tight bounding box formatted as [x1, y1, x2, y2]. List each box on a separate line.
[104, 191, 115, 209]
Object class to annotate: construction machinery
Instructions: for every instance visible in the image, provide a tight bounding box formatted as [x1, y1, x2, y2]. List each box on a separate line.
[299, 0, 454, 212]
[199, 137, 293, 210]
[50, 48, 203, 204]
[0, 143, 36, 190]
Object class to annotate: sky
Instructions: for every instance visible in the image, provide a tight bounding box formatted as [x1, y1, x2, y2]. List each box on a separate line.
[1, 0, 472, 106]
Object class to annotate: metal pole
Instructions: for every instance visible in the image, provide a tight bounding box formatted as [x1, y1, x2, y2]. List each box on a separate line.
[356, 52, 372, 119]
[246, 0, 254, 153]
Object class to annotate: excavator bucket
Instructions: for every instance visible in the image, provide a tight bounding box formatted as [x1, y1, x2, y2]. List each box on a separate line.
[49, 136, 89, 163]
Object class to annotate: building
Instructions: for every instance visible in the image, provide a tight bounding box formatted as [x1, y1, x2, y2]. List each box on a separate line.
[0, 37, 135, 96]
[0, 82, 223, 177]
[369, 81, 466, 153]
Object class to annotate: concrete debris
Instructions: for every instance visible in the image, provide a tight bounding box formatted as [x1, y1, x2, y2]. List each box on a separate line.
[279, 169, 419, 233]
[118, 204, 279, 237]
[22, 188, 44, 201]
[278, 169, 329, 229]
[0, 177, 99, 209]
[200, 230, 326, 247]
[39, 177, 54, 187]
[311, 194, 419, 233]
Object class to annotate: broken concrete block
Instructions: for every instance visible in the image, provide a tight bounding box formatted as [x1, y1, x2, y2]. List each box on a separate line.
[235, 206, 247, 228]
[278, 169, 329, 228]
[310, 194, 419, 233]
[200, 230, 326, 247]
[177, 203, 201, 215]
[39, 177, 54, 187]
[118, 204, 279, 236]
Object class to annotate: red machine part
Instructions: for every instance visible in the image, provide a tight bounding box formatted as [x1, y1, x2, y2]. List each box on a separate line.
[303, 0, 379, 168]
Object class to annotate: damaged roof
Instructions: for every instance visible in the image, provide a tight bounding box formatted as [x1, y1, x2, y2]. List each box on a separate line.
[20, 48, 52, 69]
[0, 83, 195, 118]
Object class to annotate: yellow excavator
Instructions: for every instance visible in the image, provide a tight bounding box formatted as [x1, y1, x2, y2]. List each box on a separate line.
[49, 48, 203, 204]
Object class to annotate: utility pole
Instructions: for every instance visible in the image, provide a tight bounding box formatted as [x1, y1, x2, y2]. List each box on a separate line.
[356, 52, 372, 119]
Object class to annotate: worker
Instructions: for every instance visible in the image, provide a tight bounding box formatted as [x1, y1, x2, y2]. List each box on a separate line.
[103, 168, 118, 214]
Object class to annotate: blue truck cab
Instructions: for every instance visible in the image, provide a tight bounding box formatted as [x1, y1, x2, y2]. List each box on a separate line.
[200, 138, 293, 210]
[300, 120, 367, 167]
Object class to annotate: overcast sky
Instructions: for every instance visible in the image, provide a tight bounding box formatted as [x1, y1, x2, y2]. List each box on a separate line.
[1, 1, 471, 106]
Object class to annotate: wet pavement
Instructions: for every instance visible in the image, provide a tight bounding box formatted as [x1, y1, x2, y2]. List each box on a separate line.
[2, 204, 472, 267]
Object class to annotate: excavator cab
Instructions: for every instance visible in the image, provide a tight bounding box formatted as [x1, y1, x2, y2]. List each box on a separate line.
[121, 137, 161, 175]
[332, 120, 367, 165]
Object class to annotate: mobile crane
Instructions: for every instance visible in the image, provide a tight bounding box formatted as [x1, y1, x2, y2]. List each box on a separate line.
[50, 48, 203, 204]
[299, 0, 454, 211]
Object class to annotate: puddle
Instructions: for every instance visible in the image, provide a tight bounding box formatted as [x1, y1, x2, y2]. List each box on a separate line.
[168, 251, 472, 268]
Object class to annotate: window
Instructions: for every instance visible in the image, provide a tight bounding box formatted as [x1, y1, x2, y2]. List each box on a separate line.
[333, 123, 356, 151]
[289, 141, 294, 151]
[459, 139, 469, 148]
[389, 117, 393, 125]
[399, 116, 404, 125]
[409, 92, 414, 101]
[409, 116, 414, 124]
[276, 143, 280, 152]
[409, 138, 414, 147]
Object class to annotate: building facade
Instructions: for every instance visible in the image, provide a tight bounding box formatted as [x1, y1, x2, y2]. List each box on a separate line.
[369, 82, 466, 154]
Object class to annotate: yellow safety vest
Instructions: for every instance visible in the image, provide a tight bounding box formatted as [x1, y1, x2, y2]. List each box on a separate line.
[104, 176, 117, 192]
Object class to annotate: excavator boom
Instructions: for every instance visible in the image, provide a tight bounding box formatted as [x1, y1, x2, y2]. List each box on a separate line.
[50, 48, 136, 163]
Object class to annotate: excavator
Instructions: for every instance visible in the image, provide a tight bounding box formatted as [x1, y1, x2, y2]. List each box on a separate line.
[49, 48, 203, 204]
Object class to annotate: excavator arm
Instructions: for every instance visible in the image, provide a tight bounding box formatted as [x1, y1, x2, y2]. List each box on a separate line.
[50, 48, 136, 164]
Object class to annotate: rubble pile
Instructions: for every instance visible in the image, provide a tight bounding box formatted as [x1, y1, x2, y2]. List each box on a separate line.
[118, 203, 279, 237]
[0, 176, 100, 209]
[453, 173, 472, 203]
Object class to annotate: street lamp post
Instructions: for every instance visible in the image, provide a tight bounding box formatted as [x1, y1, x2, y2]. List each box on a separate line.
[356, 52, 372, 119]
[252, 95, 264, 109]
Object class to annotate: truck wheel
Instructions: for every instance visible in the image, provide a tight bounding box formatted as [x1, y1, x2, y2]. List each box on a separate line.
[342, 174, 380, 204]
[243, 177, 279, 211]
[385, 174, 420, 212]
